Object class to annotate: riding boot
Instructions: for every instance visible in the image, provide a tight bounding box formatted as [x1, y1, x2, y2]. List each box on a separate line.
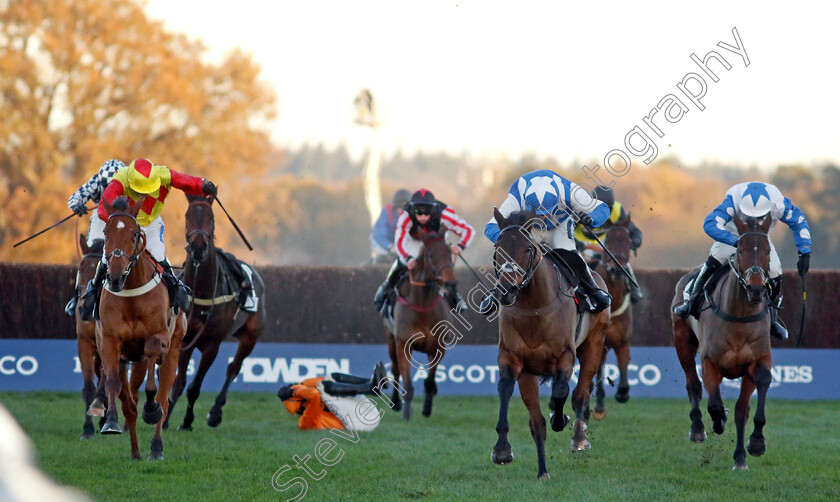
[80, 261, 107, 321]
[768, 277, 788, 340]
[443, 281, 468, 313]
[322, 362, 386, 397]
[574, 256, 612, 312]
[626, 263, 644, 304]
[157, 258, 191, 314]
[673, 256, 721, 319]
[477, 289, 499, 316]
[373, 259, 405, 313]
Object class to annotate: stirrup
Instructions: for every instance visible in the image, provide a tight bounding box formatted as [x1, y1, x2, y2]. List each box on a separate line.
[771, 322, 788, 340]
[477, 291, 498, 315]
[673, 300, 691, 319]
[65, 296, 78, 317]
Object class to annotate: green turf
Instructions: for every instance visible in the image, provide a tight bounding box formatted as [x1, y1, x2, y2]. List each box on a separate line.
[0, 391, 837, 501]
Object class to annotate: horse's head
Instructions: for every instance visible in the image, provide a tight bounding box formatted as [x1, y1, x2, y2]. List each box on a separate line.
[493, 207, 541, 306]
[185, 194, 216, 265]
[102, 195, 146, 292]
[732, 213, 772, 303]
[414, 227, 456, 285]
[602, 217, 631, 282]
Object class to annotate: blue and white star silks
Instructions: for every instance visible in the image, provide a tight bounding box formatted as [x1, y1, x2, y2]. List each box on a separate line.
[703, 181, 811, 253]
[485, 169, 610, 243]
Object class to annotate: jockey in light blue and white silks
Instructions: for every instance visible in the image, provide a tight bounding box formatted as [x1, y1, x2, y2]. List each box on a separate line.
[484, 169, 610, 250]
[704, 181, 811, 279]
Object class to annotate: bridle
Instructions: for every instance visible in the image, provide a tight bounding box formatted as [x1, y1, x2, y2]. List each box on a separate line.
[729, 230, 770, 293]
[493, 225, 543, 306]
[185, 201, 214, 268]
[105, 212, 143, 286]
[600, 226, 630, 284]
[409, 236, 454, 287]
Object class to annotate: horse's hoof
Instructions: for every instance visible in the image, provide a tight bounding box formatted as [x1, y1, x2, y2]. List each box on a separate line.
[732, 462, 748, 471]
[615, 391, 630, 404]
[713, 422, 725, 435]
[87, 406, 105, 417]
[101, 421, 123, 435]
[747, 437, 766, 457]
[149, 451, 164, 461]
[538, 472, 551, 481]
[492, 449, 513, 465]
[142, 401, 163, 425]
[690, 430, 707, 443]
[592, 409, 607, 421]
[131, 454, 142, 461]
[571, 439, 592, 451]
[421, 405, 432, 418]
[80, 432, 95, 440]
[402, 407, 411, 421]
[550, 412, 570, 432]
[177, 423, 193, 432]
[207, 408, 223, 427]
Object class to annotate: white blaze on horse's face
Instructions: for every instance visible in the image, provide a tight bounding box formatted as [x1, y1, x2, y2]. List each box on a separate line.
[116, 221, 125, 229]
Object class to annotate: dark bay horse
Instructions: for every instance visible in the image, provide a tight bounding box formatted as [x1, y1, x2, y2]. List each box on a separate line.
[164, 194, 265, 431]
[491, 208, 609, 480]
[385, 228, 456, 420]
[671, 213, 773, 470]
[73, 234, 104, 439]
[591, 219, 634, 419]
[97, 196, 186, 460]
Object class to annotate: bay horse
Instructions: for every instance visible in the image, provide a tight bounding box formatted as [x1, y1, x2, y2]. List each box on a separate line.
[164, 194, 265, 431]
[385, 228, 456, 420]
[491, 208, 609, 480]
[671, 213, 773, 470]
[97, 195, 186, 460]
[591, 219, 634, 419]
[73, 234, 105, 439]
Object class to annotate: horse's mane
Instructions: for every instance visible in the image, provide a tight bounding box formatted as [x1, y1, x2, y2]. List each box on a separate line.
[505, 210, 536, 227]
[89, 239, 104, 254]
[112, 196, 131, 211]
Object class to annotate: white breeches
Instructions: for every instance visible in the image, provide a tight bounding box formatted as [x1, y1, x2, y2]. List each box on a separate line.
[86, 212, 106, 247]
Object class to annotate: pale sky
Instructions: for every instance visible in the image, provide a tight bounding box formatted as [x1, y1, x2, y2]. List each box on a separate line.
[145, 1, 840, 169]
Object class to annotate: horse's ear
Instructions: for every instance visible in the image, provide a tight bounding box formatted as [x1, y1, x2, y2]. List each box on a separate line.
[209, 194, 216, 205]
[130, 195, 146, 218]
[137, 230, 146, 252]
[759, 214, 772, 233]
[494, 207, 508, 230]
[416, 226, 429, 240]
[102, 197, 114, 216]
[732, 212, 747, 235]
[79, 234, 89, 254]
[526, 206, 537, 222]
[623, 212, 631, 227]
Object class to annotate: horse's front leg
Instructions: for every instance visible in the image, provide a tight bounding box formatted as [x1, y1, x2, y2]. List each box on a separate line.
[151, 314, 186, 460]
[673, 318, 705, 442]
[421, 348, 442, 418]
[209, 324, 259, 428]
[592, 349, 608, 420]
[164, 344, 193, 430]
[519, 373, 549, 480]
[747, 363, 772, 459]
[572, 339, 601, 451]
[492, 363, 517, 466]
[117, 361, 141, 460]
[77, 336, 98, 439]
[395, 338, 414, 420]
[732, 375, 756, 470]
[702, 360, 727, 435]
[614, 341, 631, 403]
[99, 339, 124, 436]
[386, 334, 402, 411]
[180, 342, 220, 431]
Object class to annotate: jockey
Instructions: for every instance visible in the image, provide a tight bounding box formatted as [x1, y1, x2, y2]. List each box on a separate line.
[79, 158, 218, 321]
[276, 362, 387, 431]
[574, 185, 645, 303]
[372, 188, 475, 316]
[673, 181, 811, 340]
[480, 169, 612, 315]
[369, 188, 411, 262]
[64, 159, 125, 316]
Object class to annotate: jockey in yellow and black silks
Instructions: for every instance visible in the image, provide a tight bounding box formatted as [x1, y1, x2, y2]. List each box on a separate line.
[574, 185, 645, 303]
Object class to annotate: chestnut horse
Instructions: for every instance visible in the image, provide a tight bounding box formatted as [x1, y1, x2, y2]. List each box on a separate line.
[164, 194, 265, 431]
[73, 235, 105, 439]
[592, 219, 634, 419]
[385, 228, 456, 420]
[671, 213, 773, 470]
[97, 196, 186, 460]
[491, 208, 609, 480]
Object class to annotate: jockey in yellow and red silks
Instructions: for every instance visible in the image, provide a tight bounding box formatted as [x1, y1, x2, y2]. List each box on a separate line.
[79, 158, 217, 321]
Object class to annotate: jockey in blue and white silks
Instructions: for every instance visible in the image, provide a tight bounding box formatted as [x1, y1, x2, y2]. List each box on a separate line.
[674, 181, 812, 340]
[480, 169, 612, 314]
